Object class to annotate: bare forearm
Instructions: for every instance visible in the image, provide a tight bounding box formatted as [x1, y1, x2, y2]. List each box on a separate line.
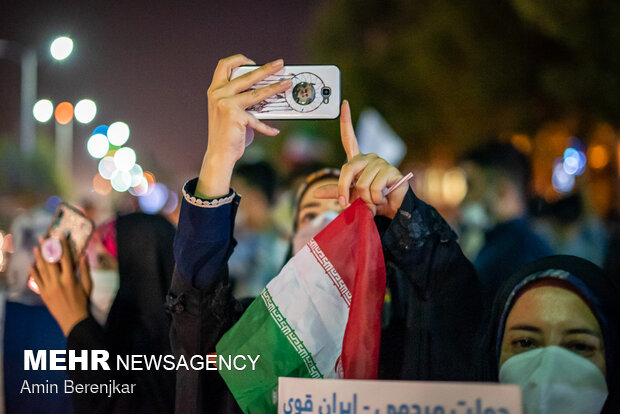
[196, 151, 236, 199]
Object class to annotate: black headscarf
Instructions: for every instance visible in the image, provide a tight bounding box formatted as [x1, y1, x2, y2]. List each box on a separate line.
[484, 255, 620, 413]
[106, 212, 176, 412]
[106, 213, 176, 354]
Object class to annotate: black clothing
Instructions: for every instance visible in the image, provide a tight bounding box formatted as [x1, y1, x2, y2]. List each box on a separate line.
[67, 213, 176, 414]
[168, 187, 489, 413]
[474, 216, 553, 298]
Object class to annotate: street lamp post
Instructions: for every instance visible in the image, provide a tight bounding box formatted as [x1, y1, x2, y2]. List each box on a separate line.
[20, 47, 37, 154]
[0, 36, 73, 155]
[35, 99, 97, 184]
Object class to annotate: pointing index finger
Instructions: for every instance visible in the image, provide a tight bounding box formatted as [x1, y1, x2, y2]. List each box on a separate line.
[340, 100, 360, 162]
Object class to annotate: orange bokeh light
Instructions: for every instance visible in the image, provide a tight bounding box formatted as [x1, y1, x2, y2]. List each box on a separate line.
[142, 171, 156, 196]
[143, 171, 156, 183]
[93, 173, 112, 195]
[511, 134, 532, 154]
[588, 144, 609, 170]
[54, 102, 74, 125]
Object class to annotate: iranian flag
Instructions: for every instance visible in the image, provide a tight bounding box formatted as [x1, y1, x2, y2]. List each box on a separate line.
[216, 198, 386, 413]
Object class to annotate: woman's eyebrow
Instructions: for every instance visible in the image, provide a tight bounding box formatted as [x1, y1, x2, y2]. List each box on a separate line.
[299, 202, 320, 210]
[508, 324, 542, 333]
[564, 328, 601, 337]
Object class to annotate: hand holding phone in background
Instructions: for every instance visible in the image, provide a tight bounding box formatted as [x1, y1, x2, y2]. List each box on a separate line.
[28, 202, 95, 336]
[30, 235, 93, 336]
[27, 202, 94, 293]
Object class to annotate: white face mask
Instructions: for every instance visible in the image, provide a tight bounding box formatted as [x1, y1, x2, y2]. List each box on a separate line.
[499, 346, 608, 414]
[292, 210, 339, 254]
[89, 269, 120, 325]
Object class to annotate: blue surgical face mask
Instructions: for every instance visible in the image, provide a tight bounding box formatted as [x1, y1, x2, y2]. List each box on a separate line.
[499, 346, 608, 414]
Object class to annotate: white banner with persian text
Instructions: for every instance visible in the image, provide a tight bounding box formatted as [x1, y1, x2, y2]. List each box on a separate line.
[278, 377, 522, 414]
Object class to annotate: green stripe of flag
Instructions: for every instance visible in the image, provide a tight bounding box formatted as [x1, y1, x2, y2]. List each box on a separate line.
[217, 288, 322, 413]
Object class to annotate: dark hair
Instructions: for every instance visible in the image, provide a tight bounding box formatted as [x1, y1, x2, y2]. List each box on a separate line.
[282, 168, 340, 264]
[235, 161, 278, 204]
[462, 141, 531, 197]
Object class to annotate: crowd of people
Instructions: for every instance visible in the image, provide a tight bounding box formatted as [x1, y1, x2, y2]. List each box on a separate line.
[1, 55, 619, 413]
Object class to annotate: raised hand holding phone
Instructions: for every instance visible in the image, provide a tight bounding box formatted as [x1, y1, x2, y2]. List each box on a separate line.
[314, 100, 410, 219]
[230, 65, 340, 119]
[198, 55, 292, 199]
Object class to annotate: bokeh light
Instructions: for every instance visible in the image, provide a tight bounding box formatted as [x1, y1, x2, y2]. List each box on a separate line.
[33, 99, 54, 122]
[139, 183, 168, 213]
[588, 145, 609, 169]
[441, 167, 468, 206]
[107, 121, 130, 146]
[562, 148, 586, 176]
[98, 156, 117, 179]
[129, 176, 149, 196]
[93, 173, 112, 195]
[74, 99, 97, 124]
[113, 147, 136, 171]
[142, 171, 156, 195]
[143, 171, 156, 184]
[87, 134, 110, 158]
[54, 102, 74, 125]
[552, 160, 575, 193]
[568, 136, 585, 152]
[50, 36, 73, 61]
[162, 190, 179, 214]
[510, 134, 532, 154]
[110, 170, 132, 192]
[129, 164, 144, 186]
[562, 148, 580, 175]
[92, 125, 109, 136]
[423, 168, 443, 204]
[45, 196, 63, 212]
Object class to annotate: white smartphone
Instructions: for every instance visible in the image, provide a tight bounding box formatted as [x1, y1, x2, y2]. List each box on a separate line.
[230, 65, 341, 120]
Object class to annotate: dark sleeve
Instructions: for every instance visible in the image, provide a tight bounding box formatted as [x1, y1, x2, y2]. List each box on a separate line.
[377, 188, 491, 381]
[173, 178, 240, 289]
[67, 316, 176, 414]
[65, 316, 127, 414]
[167, 178, 246, 413]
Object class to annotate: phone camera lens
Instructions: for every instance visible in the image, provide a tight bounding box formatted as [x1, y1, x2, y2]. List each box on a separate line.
[321, 87, 331, 97]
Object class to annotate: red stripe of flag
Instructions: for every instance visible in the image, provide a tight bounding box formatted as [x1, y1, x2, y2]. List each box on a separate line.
[314, 199, 386, 379]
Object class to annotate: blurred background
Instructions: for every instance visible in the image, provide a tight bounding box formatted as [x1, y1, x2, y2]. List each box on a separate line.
[3, 2, 618, 411]
[1, 0, 619, 272]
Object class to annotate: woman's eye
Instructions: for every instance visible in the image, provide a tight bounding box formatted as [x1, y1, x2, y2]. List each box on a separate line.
[511, 338, 537, 351]
[301, 213, 316, 224]
[564, 342, 596, 357]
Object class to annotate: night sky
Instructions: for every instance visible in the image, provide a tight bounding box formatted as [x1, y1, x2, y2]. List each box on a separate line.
[1, 0, 321, 191]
